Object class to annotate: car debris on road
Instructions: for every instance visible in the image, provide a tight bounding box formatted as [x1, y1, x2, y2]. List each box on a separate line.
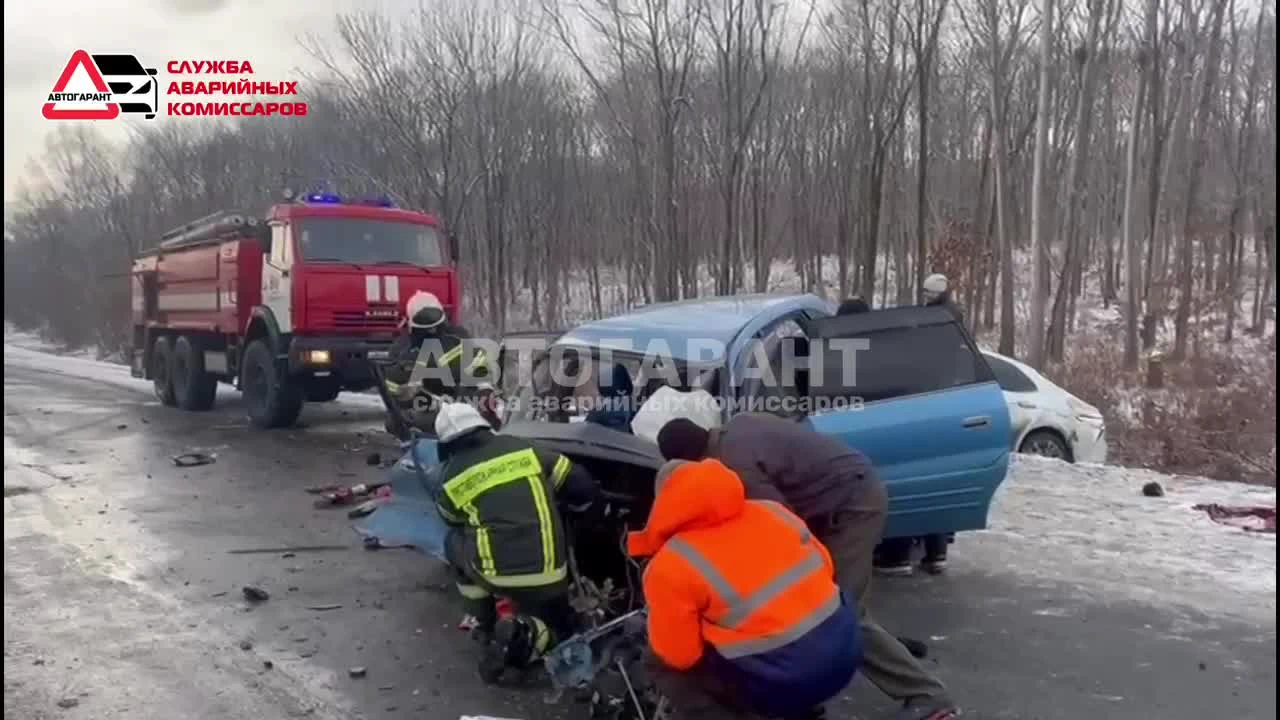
[171, 452, 216, 467]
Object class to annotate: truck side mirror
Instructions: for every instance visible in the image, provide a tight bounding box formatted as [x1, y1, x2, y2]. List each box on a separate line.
[256, 225, 272, 255]
[448, 234, 460, 264]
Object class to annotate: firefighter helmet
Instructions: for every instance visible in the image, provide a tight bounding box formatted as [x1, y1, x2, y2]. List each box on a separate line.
[406, 291, 446, 330]
[435, 402, 491, 443]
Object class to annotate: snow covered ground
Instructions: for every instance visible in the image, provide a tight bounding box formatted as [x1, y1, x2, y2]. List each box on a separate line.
[6, 336, 1275, 627]
[961, 455, 1276, 626]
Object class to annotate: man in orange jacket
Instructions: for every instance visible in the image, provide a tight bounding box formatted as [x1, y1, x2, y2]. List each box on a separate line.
[627, 458, 862, 719]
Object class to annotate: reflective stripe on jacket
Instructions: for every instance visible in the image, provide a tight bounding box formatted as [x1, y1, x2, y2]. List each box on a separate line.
[629, 459, 861, 716]
[382, 328, 491, 400]
[437, 433, 576, 590]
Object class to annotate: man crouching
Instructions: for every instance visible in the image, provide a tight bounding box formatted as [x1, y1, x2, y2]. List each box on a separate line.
[627, 458, 861, 719]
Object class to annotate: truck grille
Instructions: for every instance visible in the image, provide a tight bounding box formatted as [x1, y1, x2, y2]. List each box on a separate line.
[331, 310, 399, 329]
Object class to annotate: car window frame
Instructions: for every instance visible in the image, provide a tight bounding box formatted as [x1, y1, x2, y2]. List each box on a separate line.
[801, 306, 996, 408]
[982, 354, 1039, 393]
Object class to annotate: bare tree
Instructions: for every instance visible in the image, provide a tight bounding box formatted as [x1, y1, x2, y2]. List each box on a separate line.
[1025, 0, 1054, 368]
[1171, 0, 1229, 359]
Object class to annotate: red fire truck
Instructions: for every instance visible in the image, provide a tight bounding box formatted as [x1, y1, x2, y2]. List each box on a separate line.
[130, 192, 461, 429]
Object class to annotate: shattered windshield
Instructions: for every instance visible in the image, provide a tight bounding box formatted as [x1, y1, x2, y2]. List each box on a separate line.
[296, 218, 445, 266]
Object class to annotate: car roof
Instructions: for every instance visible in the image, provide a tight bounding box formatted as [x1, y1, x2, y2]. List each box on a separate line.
[552, 293, 832, 363]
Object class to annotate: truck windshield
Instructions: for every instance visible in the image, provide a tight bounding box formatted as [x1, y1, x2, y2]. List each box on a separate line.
[296, 218, 445, 267]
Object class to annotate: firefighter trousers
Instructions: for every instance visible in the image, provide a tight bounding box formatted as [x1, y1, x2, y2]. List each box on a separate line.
[444, 529, 576, 642]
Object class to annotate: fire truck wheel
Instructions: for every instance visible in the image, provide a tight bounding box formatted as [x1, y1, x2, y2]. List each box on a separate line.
[173, 336, 217, 412]
[151, 336, 177, 407]
[242, 339, 304, 429]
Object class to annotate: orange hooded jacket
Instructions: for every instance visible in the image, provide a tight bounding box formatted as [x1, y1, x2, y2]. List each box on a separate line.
[627, 458, 854, 676]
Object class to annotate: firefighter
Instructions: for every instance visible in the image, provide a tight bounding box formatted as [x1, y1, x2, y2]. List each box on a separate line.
[628, 458, 861, 720]
[433, 402, 599, 683]
[382, 291, 496, 433]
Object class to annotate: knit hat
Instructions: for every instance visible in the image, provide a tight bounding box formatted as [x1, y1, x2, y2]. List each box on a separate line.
[656, 418, 711, 461]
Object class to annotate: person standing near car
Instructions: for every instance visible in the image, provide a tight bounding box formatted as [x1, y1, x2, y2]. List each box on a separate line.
[657, 416, 961, 720]
[918, 274, 964, 574]
[922, 273, 965, 325]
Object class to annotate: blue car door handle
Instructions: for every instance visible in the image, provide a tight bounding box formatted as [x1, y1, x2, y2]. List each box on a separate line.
[962, 415, 991, 429]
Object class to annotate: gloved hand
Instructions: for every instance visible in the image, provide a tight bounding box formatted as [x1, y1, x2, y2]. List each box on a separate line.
[560, 497, 604, 528]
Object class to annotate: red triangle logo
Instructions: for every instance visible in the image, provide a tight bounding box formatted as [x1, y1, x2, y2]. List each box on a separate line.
[42, 50, 120, 120]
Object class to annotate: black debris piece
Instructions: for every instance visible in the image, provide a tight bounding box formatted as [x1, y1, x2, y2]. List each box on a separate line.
[172, 452, 216, 467]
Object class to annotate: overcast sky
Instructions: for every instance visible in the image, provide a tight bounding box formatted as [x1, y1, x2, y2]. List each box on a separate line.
[2, 0, 390, 202]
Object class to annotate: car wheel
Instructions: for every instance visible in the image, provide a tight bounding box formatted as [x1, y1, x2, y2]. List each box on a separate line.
[1020, 429, 1073, 462]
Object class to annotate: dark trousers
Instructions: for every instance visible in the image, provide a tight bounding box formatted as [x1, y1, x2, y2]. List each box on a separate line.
[645, 651, 824, 720]
[810, 481, 952, 706]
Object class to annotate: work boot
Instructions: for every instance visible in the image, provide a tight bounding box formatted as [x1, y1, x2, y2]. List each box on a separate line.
[875, 539, 915, 577]
[921, 535, 949, 575]
[481, 613, 553, 683]
[875, 561, 915, 577]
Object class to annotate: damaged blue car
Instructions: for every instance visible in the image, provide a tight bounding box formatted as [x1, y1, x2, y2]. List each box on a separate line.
[360, 292, 1010, 556]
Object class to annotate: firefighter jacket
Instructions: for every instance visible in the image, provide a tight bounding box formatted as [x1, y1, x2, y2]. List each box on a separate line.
[383, 324, 492, 404]
[437, 431, 597, 592]
[627, 459, 862, 718]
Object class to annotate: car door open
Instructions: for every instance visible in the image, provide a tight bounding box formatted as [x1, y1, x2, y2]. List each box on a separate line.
[799, 306, 1012, 539]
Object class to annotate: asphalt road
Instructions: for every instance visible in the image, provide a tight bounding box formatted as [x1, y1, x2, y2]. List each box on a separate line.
[4, 359, 1276, 720]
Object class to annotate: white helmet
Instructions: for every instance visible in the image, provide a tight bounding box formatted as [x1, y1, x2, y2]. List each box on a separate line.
[434, 402, 491, 442]
[923, 273, 948, 303]
[406, 291, 445, 330]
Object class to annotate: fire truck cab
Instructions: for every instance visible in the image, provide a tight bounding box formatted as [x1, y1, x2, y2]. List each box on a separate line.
[130, 193, 461, 429]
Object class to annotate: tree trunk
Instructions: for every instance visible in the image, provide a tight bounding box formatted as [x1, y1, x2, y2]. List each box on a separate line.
[1173, 0, 1229, 360]
[1046, 0, 1106, 361]
[1026, 0, 1055, 368]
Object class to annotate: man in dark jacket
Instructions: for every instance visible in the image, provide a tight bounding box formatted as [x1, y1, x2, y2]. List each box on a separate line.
[434, 402, 598, 683]
[922, 273, 965, 325]
[657, 415, 959, 720]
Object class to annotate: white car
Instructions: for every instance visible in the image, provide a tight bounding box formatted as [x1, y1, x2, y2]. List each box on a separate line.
[981, 350, 1108, 464]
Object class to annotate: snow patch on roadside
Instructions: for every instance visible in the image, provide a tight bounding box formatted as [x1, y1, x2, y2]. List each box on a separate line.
[962, 454, 1276, 625]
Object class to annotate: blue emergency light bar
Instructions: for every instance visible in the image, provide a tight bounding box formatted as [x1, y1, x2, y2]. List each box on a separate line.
[302, 192, 395, 208]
